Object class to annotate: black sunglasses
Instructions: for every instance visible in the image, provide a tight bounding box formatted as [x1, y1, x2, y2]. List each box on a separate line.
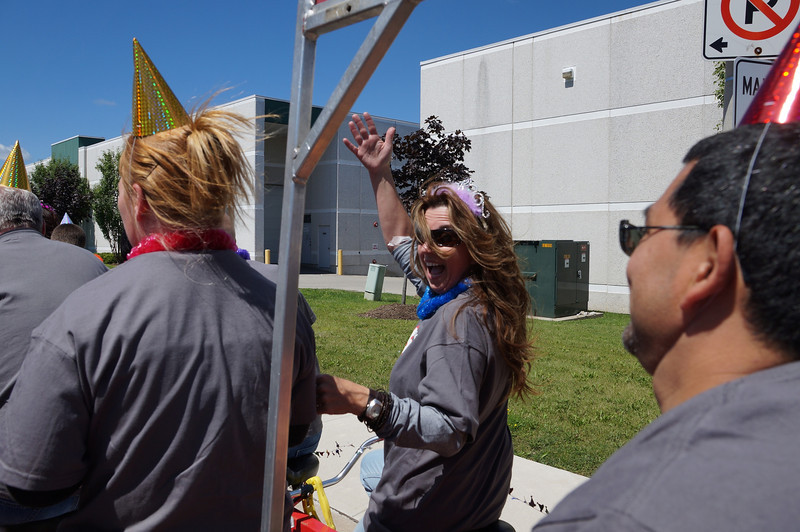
[414, 227, 462, 248]
[618, 219, 703, 256]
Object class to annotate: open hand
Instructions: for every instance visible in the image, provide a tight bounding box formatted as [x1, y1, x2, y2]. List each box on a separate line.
[342, 112, 396, 174]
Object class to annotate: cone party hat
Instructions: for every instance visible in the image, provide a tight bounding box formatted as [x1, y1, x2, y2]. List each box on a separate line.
[0, 141, 30, 190]
[740, 23, 800, 125]
[132, 38, 190, 137]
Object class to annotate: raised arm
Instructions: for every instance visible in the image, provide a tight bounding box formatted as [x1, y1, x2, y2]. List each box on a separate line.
[343, 112, 413, 249]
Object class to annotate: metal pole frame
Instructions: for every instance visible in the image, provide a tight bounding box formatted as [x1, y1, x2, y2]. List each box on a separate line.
[261, 0, 422, 529]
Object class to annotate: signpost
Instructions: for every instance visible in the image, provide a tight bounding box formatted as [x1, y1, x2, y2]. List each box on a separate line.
[704, 0, 800, 59]
[733, 58, 773, 125]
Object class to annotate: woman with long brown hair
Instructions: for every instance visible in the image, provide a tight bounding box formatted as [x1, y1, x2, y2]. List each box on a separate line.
[317, 113, 534, 531]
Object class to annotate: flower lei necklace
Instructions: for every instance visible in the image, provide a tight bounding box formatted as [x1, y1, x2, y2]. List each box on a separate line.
[127, 229, 237, 260]
[416, 279, 472, 320]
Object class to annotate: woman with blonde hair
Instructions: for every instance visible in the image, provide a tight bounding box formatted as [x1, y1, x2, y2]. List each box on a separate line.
[317, 113, 534, 531]
[0, 39, 316, 530]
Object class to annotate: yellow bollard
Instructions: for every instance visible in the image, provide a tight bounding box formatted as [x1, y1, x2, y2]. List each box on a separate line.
[337, 249, 343, 275]
[264, 249, 271, 264]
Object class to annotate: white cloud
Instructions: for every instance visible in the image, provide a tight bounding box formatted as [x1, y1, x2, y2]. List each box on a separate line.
[0, 144, 32, 162]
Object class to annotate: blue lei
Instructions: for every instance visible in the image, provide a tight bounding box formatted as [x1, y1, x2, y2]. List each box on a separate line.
[416, 279, 471, 320]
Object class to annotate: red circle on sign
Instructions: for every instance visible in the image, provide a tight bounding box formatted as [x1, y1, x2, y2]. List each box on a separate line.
[722, 0, 800, 39]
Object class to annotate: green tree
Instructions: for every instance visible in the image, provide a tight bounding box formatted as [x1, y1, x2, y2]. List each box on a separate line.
[91, 149, 129, 263]
[30, 159, 93, 223]
[391, 116, 473, 212]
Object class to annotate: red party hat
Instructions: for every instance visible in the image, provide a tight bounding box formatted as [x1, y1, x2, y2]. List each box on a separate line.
[740, 23, 800, 125]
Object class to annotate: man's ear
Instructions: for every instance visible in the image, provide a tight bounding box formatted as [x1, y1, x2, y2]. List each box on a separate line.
[680, 225, 737, 313]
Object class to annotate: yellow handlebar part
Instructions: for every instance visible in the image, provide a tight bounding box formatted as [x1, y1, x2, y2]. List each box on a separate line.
[301, 476, 336, 530]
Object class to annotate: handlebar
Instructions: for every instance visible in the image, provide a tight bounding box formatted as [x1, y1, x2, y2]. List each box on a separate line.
[290, 435, 382, 499]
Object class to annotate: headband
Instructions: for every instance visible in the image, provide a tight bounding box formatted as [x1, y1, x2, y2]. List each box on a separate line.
[432, 179, 489, 219]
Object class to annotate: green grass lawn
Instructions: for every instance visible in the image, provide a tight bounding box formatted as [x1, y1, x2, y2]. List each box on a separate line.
[303, 289, 659, 477]
[514, 314, 659, 476]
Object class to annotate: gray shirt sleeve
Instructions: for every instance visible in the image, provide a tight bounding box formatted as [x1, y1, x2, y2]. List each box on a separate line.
[377, 341, 486, 457]
[0, 336, 89, 491]
[390, 237, 426, 297]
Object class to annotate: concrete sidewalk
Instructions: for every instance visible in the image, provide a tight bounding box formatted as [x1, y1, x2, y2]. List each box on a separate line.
[296, 273, 589, 531]
[299, 272, 413, 297]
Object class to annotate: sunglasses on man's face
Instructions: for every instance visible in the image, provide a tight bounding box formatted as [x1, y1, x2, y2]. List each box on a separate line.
[414, 227, 462, 248]
[618, 219, 703, 256]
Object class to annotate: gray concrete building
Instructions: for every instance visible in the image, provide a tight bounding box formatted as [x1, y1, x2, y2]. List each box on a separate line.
[420, 0, 721, 312]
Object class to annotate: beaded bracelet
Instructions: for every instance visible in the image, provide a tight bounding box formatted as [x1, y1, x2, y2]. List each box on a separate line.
[358, 389, 392, 432]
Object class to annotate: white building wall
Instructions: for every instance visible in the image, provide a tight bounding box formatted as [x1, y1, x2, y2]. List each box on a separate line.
[80, 137, 126, 254]
[420, 0, 721, 313]
[77, 96, 417, 273]
[216, 97, 267, 263]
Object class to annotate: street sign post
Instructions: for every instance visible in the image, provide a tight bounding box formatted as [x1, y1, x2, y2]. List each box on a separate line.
[704, 0, 800, 59]
[733, 58, 773, 125]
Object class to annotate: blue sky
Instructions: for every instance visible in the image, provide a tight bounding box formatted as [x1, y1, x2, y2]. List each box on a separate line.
[1, 0, 649, 164]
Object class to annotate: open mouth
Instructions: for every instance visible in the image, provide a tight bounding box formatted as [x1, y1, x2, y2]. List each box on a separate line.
[425, 261, 444, 277]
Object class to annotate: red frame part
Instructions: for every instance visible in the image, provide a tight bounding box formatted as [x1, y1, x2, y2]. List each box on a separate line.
[291, 510, 337, 532]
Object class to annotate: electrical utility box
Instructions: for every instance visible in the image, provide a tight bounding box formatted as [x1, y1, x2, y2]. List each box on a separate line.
[515, 240, 590, 318]
[364, 263, 387, 301]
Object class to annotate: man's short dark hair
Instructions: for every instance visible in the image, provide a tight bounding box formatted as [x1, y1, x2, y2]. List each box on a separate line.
[671, 122, 800, 357]
[51, 223, 87, 248]
[42, 206, 59, 239]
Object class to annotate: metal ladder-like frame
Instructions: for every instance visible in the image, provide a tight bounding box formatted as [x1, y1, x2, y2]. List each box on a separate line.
[262, 1, 423, 529]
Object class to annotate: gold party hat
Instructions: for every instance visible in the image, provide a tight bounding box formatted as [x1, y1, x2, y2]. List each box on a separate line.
[132, 38, 190, 137]
[0, 141, 30, 190]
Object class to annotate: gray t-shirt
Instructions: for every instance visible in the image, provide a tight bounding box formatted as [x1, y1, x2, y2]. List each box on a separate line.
[364, 292, 513, 531]
[0, 250, 316, 530]
[248, 261, 322, 456]
[248, 261, 316, 325]
[533, 360, 800, 531]
[0, 228, 107, 401]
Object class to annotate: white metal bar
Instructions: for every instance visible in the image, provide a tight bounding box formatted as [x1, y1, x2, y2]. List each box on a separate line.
[261, 1, 316, 530]
[262, 0, 422, 529]
[295, 0, 421, 183]
[305, 0, 388, 36]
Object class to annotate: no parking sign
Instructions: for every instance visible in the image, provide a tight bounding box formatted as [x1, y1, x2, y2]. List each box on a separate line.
[704, 0, 800, 59]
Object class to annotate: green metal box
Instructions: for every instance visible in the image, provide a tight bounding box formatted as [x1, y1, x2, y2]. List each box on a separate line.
[515, 240, 590, 318]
